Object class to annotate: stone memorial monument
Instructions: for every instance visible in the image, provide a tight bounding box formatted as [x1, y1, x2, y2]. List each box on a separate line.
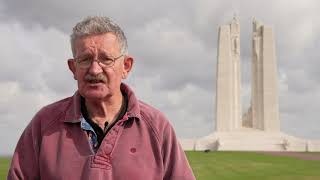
[180, 17, 320, 152]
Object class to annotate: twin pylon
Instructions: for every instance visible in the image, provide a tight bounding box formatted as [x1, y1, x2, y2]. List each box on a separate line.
[216, 17, 280, 132]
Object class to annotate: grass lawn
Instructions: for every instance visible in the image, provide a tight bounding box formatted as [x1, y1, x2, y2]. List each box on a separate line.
[186, 151, 320, 180]
[1, 152, 320, 180]
[0, 157, 11, 179]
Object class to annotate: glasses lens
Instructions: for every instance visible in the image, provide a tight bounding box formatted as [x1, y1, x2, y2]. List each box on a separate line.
[76, 54, 123, 68]
[75, 58, 90, 68]
[100, 58, 114, 67]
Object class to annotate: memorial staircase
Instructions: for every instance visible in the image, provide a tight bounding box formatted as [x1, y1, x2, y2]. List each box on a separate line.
[180, 128, 317, 152]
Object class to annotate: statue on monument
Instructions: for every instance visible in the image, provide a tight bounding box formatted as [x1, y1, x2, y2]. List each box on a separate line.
[231, 16, 240, 56]
[232, 36, 240, 55]
[253, 36, 260, 59]
[253, 18, 262, 59]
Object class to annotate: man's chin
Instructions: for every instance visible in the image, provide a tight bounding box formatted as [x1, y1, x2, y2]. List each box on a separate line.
[80, 90, 111, 100]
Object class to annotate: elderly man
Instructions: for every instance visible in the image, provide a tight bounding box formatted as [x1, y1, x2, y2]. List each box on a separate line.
[7, 16, 195, 180]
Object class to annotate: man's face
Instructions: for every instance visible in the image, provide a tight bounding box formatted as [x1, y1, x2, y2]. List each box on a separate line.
[68, 33, 132, 100]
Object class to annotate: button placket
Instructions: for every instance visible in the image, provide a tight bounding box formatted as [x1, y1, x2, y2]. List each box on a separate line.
[91, 122, 124, 169]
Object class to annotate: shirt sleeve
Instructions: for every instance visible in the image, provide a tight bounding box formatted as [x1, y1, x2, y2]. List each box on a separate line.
[7, 117, 41, 180]
[161, 123, 196, 180]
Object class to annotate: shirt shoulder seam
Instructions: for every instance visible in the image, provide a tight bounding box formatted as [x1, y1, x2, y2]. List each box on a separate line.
[40, 98, 72, 134]
[140, 112, 161, 145]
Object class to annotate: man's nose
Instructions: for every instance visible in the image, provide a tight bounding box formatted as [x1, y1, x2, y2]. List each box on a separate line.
[87, 60, 103, 75]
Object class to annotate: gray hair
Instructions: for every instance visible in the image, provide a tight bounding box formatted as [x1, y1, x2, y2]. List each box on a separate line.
[70, 16, 128, 57]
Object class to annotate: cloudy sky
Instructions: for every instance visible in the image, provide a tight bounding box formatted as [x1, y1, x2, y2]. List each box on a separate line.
[0, 0, 319, 155]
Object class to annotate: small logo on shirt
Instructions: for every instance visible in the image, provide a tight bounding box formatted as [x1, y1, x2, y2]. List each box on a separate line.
[130, 147, 137, 153]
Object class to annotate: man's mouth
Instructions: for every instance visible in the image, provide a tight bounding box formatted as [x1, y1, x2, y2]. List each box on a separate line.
[88, 79, 104, 84]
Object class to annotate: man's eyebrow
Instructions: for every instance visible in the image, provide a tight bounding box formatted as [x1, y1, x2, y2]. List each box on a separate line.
[76, 50, 114, 59]
[76, 51, 93, 59]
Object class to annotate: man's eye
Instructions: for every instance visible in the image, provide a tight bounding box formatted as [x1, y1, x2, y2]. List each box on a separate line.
[79, 58, 91, 63]
[100, 58, 113, 63]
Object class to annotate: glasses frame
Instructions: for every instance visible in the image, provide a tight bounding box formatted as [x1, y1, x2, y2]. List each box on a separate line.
[75, 54, 124, 69]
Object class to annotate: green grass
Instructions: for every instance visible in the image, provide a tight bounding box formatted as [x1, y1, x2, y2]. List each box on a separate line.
[0, 157, 11, 179]
[186, 151, 320, 180]
[1, 152, 320, 180]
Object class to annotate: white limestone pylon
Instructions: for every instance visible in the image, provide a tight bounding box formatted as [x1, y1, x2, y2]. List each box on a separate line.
[216, 16, 241, 132]
[245, 19, 280, 131]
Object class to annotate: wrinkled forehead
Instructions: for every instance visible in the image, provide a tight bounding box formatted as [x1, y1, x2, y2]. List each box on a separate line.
[73, 33, 121, 57]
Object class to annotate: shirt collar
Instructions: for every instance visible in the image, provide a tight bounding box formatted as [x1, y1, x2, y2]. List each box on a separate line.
[63, 83, 141, 123]
[120, 83, 141, 120]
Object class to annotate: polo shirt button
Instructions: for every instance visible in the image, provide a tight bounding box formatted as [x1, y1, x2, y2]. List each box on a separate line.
[105, 143, 113, 154]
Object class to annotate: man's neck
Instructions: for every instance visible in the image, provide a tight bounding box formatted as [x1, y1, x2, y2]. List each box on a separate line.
[84, 91, 124, 130]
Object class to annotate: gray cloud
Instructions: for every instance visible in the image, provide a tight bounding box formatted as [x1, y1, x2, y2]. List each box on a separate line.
[1, 0, 320, 155]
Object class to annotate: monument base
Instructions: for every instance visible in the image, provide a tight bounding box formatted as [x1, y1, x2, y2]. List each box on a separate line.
[180, 129, 320, 152]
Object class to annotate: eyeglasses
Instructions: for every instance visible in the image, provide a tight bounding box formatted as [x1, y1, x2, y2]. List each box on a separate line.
[75, 54, 124, 69]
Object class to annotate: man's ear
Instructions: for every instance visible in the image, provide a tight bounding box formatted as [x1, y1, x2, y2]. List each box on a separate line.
[122, 56, 134, 79]
[67, 59, 77, 80]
